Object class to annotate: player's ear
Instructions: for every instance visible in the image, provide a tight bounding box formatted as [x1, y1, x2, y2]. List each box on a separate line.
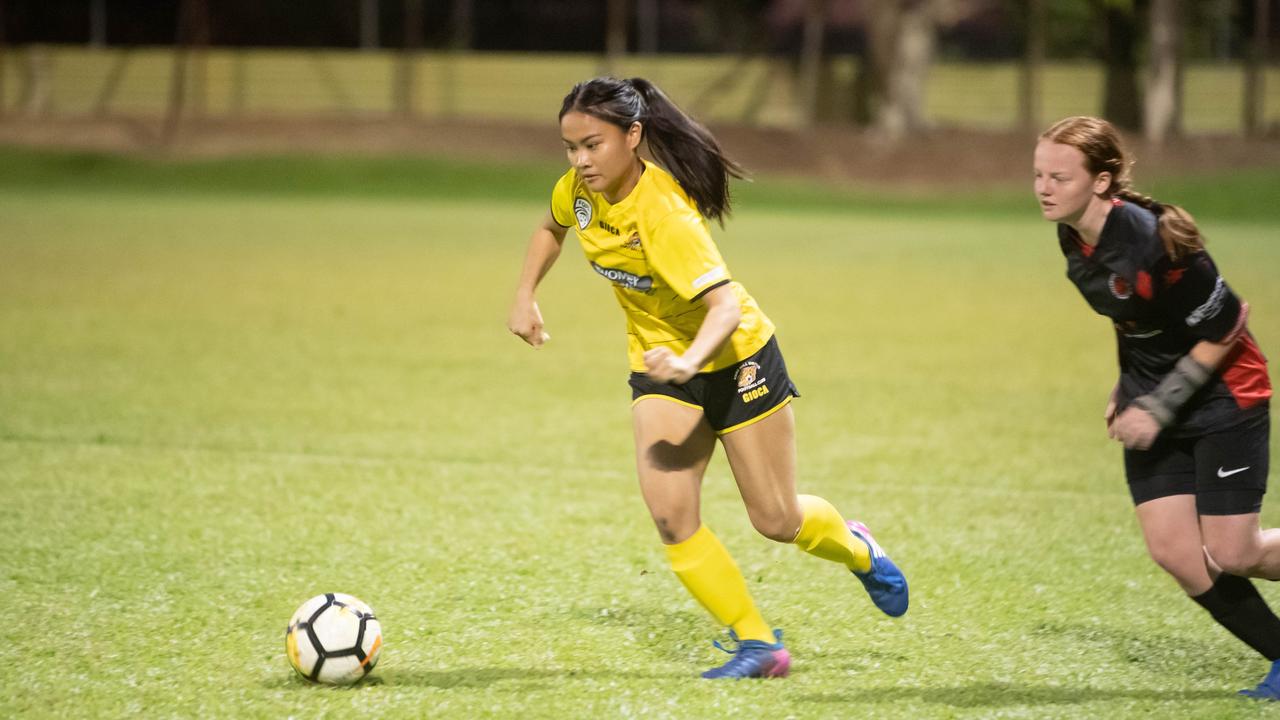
[626, 121, 643, 152]
[1093, 171, 1112, 195]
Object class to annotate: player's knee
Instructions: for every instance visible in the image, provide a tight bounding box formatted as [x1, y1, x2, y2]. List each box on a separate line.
[748, 508, 800, 543]
[1146, 545, 1201, 581]
[653, 515, 697, 545]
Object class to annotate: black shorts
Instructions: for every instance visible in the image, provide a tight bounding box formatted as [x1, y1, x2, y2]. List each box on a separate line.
[629, 335, 800, 434]
[1125, 413, 1270, 515]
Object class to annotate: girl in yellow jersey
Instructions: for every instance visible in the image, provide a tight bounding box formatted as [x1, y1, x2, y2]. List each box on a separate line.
[507, 77, 908, 679]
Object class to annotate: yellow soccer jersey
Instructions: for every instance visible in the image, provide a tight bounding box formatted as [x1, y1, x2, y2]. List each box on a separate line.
[550, 160, 774, 373]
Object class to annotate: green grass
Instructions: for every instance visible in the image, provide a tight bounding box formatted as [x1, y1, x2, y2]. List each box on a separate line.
[1, 150, 1279, 718]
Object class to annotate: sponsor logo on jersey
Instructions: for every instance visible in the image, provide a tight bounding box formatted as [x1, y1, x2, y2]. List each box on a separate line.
[1108, 273, 1132, 300]
[591, 261, 652, 292]
[736, 361, 769, 403]
[623, 232, 642, 251]
[597, 219, 621, 236]
[574, 197, 592, 230]
[1186, 276, 1227, 327]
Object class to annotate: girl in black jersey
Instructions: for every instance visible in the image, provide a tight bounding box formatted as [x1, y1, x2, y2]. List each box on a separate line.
[1035, 116, 1278, 699]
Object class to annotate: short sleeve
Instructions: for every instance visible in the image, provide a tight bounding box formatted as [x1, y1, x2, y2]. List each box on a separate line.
[1162, 252, 1245, 342]
[549, 171, 575, 228]
[645, 210, 731, 301]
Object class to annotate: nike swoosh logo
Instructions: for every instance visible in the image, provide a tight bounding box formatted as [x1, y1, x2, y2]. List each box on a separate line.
[1218, 466, 1251, 478]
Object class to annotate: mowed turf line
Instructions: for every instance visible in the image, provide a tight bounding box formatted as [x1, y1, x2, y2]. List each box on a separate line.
[1, 162, 1278, 719]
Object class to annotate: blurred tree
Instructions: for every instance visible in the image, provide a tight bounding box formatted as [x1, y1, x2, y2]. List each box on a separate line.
[1096, 0, 1143, 130]
[1144, 0, 1182, 142]
[863, 0, 942, 139]
[359, 0, 379, 49]
[1243, 0, 1271, 136]
[163, 0, 210, 142]
[637, 0, 658, 53]
[394, 0, 423, 116]
[607, 0, 628, 65]
[90, 0, 106, 46]
[451, 0, 472, 49]
[797, 0, 827, 126]
[0, 0, 6, 118]
[1019, 0, 1046, 131]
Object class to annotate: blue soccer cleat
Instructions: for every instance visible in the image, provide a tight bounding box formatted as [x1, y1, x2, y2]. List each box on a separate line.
[1240, 660, 1280, 701]
[701, 629, 791, 679]
[847, 520, 909, 618]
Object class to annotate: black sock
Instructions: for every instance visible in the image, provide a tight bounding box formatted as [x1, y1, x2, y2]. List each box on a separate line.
[1192, 574, 1280, 661]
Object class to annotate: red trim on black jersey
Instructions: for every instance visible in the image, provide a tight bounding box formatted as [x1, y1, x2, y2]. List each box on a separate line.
[1136, 270, 1153, 300]
[1223, 302, 1250, 345]
[1221, 330, 1272, 410]
[1076, 236, 1096, 258]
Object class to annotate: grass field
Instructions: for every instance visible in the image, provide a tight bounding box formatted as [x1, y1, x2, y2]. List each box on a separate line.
[1, 150, 1279, 719]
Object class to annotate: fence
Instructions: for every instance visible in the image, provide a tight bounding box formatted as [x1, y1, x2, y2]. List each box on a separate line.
[2, 46, 1277, 133]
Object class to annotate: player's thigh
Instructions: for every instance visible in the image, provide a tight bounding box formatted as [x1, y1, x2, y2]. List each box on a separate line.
[720, 403, 802, 539]
[1135, 494, 1212, 592]
[1192, 416, 1270, 572]
[632, 397, 717, 543]
[1200, 512, 1265, 574]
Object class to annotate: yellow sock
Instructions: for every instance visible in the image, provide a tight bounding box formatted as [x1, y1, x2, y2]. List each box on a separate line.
[793, 494, 871, 573]
[665, 525, 774, 643]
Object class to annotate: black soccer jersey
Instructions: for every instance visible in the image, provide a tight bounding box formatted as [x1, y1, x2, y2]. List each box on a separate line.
[1059, 199, 1271, 437]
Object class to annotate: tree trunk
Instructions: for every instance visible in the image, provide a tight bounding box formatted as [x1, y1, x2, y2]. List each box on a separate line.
[0, 0, 6, 118]
[1020, 0, 1045, 132]
[606, 0, 629, 68]
[1244, 0, 1271, 136]
[90, 0, 106, 48]
[636, 0, 658, 54]
[451, 0, 472, 50]
[163, 0, 209, 143]
[1144, 0, 1182, 143]
[359, 0, 379, 50]
[796, 0, 827, 127]
[872, 0, 936, 139]
[395, 0, 423, 117]
[1100, 1, 1142, 131]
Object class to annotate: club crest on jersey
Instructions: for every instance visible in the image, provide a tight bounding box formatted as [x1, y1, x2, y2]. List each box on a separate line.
[735, 361, 769, 403]
[574, 197, 592, 230]
[1108, 273, 1132, 300]
[623, 232, 642, 251]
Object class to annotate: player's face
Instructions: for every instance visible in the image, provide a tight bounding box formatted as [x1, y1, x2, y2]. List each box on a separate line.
[1033, 140, 1108, 224]
[561, 111, 642, 200]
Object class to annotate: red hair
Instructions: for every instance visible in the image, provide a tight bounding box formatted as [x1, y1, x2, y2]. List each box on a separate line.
[1041, 116, 1203, 261]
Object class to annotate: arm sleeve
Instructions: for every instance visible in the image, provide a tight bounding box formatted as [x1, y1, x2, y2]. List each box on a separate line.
[644, 210, 732, 301]
[549, 171, 575, 229]
[1162, 252, 1245, 342]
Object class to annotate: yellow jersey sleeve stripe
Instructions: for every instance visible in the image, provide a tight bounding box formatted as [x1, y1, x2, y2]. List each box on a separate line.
[716, 395, 794, 436]
[631, 393, 703, 412]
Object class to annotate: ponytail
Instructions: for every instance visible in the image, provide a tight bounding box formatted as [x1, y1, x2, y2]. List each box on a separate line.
[1112, 188, 1203, 262]
[1041, 116, 1204, 261]
[559, 76, 746, 224]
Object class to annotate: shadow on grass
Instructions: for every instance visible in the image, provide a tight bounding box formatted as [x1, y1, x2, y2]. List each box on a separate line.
[803, 682, 1230, 707]
[264, 666, 689, 690]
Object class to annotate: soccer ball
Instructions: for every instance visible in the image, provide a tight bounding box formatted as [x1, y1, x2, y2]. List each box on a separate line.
[285, 593, 383, 684]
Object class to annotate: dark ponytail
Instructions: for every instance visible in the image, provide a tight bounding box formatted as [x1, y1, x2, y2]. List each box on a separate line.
[559, 76, 746, 224]
[1041, 116, 1204, 261]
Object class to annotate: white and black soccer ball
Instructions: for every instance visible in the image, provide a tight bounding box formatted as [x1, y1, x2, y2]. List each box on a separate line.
[285, 593, 383, 685]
